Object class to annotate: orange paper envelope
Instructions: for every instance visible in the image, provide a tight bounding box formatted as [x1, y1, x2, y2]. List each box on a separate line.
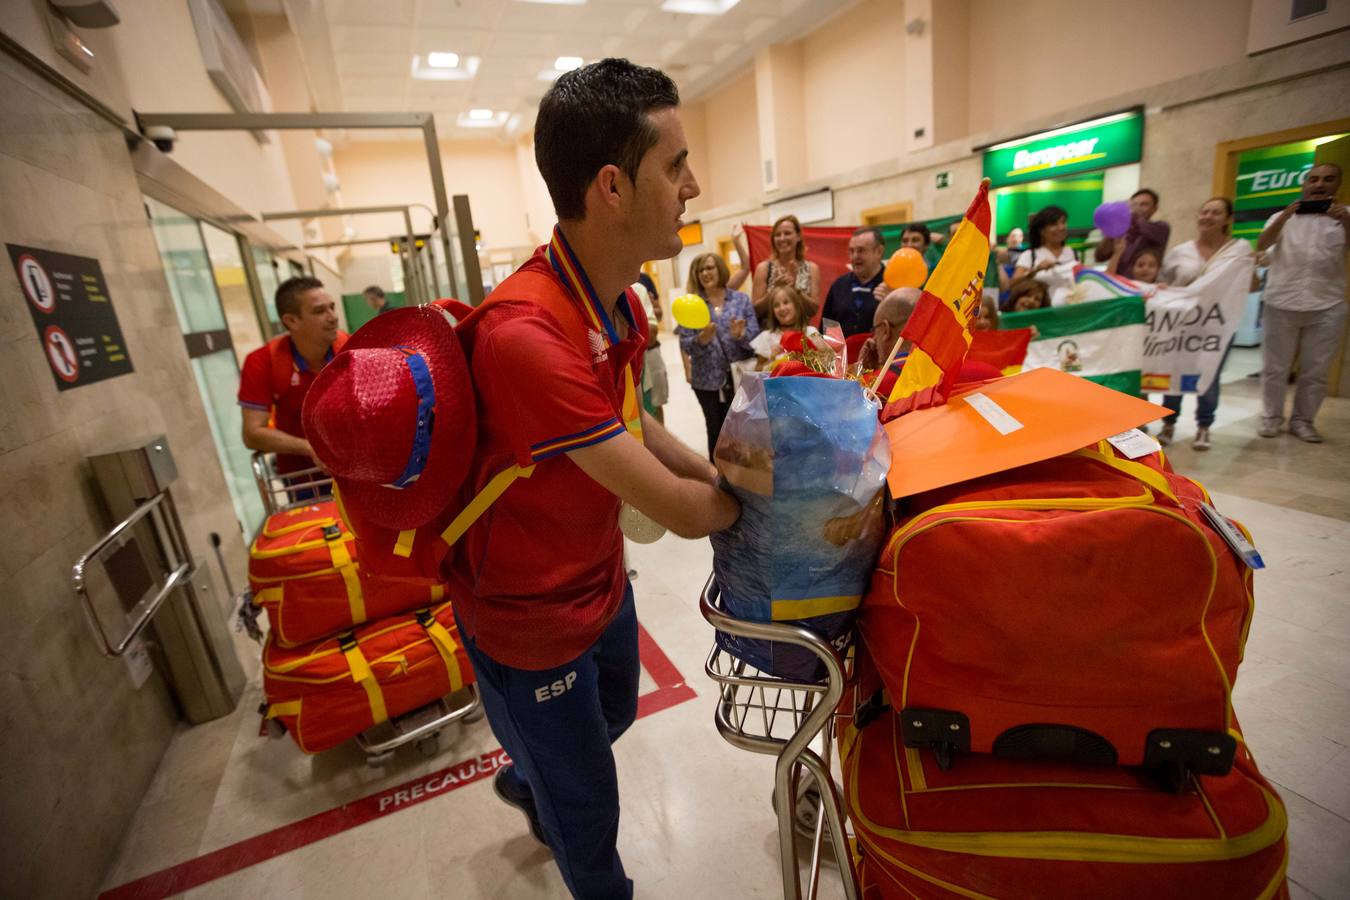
[883, 367, 1170, 498]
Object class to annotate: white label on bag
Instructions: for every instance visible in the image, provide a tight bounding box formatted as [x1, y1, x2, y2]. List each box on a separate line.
[964, 392, 1023, 435]
[1106, 428, 1161, 460]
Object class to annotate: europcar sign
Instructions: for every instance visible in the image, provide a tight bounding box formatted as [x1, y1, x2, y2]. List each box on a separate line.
[983, 111, 1144, 188]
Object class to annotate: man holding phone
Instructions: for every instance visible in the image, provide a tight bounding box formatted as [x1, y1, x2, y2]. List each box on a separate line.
[1256, 162, 1349, 443]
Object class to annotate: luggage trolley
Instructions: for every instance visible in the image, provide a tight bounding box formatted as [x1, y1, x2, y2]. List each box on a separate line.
[241, 452, 483, 765]
[700, 575, 859, 900]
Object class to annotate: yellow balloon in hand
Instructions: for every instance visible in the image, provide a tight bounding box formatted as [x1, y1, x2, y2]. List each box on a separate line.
[884, 248, 928, 289]
[672, 293, 711, 330]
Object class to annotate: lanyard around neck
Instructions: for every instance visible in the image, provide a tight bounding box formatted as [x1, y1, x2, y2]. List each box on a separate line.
[546, 228, 644, 443]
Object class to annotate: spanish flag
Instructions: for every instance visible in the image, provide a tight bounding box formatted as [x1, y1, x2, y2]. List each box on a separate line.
[885, 178, 993, 414]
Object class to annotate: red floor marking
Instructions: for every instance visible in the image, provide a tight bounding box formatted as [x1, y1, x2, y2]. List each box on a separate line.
[100, 621, 696, 900]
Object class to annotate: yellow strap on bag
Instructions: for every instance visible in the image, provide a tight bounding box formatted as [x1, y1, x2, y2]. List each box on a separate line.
[339, 633, 388, 724]
[417, 610, 465, 694]
[266, 700, 301, 719]
[1074, 440, 1180, 506]
[325, 524, 366, 624]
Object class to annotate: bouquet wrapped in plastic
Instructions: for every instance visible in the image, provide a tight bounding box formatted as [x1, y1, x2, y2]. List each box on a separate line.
[711, 371, 890, 680]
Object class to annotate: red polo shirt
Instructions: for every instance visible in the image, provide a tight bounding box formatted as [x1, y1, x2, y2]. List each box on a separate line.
[445, 246, 647, 670]
[237, 333, 346, 474]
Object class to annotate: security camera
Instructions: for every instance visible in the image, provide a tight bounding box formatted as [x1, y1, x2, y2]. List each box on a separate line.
[143, 124, 176, 153]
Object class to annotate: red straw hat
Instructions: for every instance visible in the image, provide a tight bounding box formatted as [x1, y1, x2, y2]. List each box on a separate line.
[303, 305, 475, 529]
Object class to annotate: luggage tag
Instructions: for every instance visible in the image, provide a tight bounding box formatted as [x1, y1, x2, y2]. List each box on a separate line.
[1106, 428, 1161, 459]
[1199, 502, 1265, 570]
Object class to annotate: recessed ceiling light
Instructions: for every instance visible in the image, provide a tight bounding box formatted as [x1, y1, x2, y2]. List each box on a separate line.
[660, 0, 741, 14]
[456, 109, 510, 128]
[411, 54, 480, 81]
[554, 56, 583, 71]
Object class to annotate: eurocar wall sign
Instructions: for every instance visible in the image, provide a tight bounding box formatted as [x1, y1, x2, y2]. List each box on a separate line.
[983, 110, 1144, 188]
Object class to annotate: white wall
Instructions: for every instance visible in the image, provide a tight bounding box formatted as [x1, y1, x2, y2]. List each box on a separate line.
[332, 138, 531, 258]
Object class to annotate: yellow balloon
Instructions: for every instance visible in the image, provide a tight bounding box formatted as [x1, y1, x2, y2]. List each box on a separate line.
[884, 247, 928, 289]
[672, 293, 711, 330]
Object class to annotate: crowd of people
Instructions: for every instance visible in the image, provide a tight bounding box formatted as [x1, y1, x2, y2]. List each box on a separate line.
[659, 162, 1346, 454]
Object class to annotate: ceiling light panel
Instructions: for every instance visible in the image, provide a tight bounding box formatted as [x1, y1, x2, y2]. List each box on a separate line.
[411, 54, 480, 81]
[456, 109, 510, 128]
[660, 0, 742, 14]
[426, 51, 460, 68]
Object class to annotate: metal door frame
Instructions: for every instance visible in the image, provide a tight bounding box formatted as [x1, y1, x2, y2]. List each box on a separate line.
[132, 111, 484, 303]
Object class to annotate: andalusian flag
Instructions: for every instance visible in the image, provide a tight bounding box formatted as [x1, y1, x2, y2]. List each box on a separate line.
[886, 179, 993, 412]
[998, 296, 1147, 395]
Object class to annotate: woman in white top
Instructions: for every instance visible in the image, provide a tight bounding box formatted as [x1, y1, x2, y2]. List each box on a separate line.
[1156, 197, 1253, 451]
[1012, 205, 1077, 304]
[749, 214, 822, 321]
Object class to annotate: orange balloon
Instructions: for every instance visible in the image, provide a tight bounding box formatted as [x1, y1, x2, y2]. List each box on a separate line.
[884, 247, 928, 289]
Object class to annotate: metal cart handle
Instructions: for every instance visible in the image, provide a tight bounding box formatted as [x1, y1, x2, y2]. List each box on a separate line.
[72, 491, 191, 657]
[700, 575, 857, 900]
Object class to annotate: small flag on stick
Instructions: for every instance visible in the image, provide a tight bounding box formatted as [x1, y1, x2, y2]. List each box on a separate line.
[882, 178, 993, 417]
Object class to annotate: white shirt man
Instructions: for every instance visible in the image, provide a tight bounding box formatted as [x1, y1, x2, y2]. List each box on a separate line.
[1256, 163, 1350, 443]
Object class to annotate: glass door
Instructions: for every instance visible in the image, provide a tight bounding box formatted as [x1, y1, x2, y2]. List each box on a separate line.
[145, 197, 265, 535]
[250, 244, 282, 337]
[201, 222, 267, 368]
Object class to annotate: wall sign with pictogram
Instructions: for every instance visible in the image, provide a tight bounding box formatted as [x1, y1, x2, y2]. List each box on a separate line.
[8, 243, 134, 391]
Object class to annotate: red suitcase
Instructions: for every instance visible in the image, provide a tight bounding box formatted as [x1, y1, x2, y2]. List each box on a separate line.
[839, 650, 1289, 900]
[859, 441, 1256, 780]
[262, 599, 473, 753]
[248, 501, 446, 646]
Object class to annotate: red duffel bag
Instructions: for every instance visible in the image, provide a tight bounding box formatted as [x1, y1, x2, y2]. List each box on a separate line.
[859, 440, 1256, 781]
[838, 649, 1289, 900]
[248, 501, 446, 646]
[262, 599, 472, 753]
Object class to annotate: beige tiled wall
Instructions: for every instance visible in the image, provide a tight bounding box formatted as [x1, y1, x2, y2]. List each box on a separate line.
[0, 53, 251, 899]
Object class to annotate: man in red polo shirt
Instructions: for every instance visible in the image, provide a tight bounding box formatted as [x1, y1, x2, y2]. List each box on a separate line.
[237, 276, 346, 476]
[448, 59, 739, 898]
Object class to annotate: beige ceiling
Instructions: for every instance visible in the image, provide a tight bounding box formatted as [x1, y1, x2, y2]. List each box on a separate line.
[298, 0, 853, 140]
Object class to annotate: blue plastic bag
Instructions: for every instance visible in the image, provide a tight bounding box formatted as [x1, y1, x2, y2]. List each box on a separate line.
[711, 373, 889, 680]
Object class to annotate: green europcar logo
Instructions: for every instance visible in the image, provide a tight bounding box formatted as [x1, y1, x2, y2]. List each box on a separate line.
[984, 111, 1143, 188]
[1010, 138, 1105, 177]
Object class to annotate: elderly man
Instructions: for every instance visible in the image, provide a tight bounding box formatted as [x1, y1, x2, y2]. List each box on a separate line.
[822, 226, 889, 337]
[858, 288, 920, 394]
[1257, 162, 1349, 443]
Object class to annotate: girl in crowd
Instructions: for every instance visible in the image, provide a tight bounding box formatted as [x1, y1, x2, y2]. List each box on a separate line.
[1007, 278, 1050, 312]
[749, 214, 822, 320]
[1125, 247, 1164, 285]
[974, 295, 1000, 332]
[678, 252, 760, 458]
[1012, 205, 1077, 304]
[1155, 197, 1252, 451]
[1106, 240, 1165, 287]
[750, 284, 813, 369]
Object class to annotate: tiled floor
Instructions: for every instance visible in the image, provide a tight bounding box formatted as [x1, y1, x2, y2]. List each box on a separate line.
[101, 338, 1350, 899]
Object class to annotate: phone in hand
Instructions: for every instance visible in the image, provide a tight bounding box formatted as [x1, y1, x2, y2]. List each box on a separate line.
[1296, 198, 1333, 215]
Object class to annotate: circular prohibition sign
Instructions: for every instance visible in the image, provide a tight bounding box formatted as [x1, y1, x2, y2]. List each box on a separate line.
[18, 254, 56, 314]
[44, 325, 80, 383]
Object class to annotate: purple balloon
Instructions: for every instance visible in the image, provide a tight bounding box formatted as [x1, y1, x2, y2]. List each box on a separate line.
[1093, 201, 1133, 239]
